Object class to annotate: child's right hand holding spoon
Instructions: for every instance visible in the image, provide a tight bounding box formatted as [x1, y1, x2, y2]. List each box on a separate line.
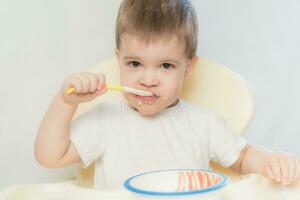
[60, 72, 107, 107]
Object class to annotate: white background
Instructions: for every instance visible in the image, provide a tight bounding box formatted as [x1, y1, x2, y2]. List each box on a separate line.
[0, 0, 299, 190]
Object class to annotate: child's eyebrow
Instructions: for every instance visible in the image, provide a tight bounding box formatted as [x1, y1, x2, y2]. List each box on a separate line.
[160, 59, 180, 65]
[123, 56, 141, 60]
[123, 56, 180, 64]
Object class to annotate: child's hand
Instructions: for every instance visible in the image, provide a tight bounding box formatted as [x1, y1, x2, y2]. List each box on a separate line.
[60, 72, 107, 106]
[264, 152, 300, 185]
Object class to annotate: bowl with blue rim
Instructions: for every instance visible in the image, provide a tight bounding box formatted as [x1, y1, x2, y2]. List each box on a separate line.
[124, 169, 229, 200]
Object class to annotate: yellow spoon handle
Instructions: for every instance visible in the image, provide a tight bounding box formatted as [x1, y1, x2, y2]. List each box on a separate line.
[66, 87, 76, 95]
[66, 84, 123, 95]
[106, 84, 123, 91]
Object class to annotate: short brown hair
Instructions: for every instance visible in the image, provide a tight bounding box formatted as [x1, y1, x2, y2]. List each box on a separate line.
[115, 0, 198, 58]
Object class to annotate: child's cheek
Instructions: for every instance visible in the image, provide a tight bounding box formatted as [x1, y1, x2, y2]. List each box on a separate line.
[120, 72, 132, 86]
[167, 77, 184, 95]
[120, 69, 141, 87]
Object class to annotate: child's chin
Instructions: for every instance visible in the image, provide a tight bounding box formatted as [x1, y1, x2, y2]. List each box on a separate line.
[138, 107, 160, 116]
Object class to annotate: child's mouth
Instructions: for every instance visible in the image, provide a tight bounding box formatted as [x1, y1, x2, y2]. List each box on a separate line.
[135, 95, 159, 104]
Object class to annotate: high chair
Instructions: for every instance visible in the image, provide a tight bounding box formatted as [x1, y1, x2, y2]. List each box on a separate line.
[73, 56, 255, 188]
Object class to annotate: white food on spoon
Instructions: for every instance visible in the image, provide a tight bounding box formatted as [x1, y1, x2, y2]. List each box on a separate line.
[124, 86, 153, 96]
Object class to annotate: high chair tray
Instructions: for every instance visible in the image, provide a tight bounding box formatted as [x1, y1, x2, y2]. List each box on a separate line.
[1, 175, 300, 200]
[0, 180, 132, 200]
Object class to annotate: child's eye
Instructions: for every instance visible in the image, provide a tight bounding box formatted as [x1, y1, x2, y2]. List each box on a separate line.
[127, 61, 141, 68]
[160, 63, 175, 70]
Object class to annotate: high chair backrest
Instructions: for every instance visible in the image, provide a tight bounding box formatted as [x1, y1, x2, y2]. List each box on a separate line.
[73, 56, 255, 188]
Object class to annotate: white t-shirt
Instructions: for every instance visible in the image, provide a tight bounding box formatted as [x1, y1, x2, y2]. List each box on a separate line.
[70, 99, 247, 189]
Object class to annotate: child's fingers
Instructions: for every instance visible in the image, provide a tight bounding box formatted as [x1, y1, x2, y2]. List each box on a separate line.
[266, 164, 276, 181]
[77, 74, 91, 94]
[96, 86, 107, 95]
[64, 72, 106, 97]
[94, 73, 106, 91]
[294, 159, 300, 182]
[295, 159, 300, 182]
[84, 73, 98, 93]
[284, 158, 294, 185]
[279, 157, 289, 185]
[69, 77, 82, 94]
[270, 159, 282, 183]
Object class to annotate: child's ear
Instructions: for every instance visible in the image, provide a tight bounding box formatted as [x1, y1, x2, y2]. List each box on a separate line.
[115, 48, 121, 65]
[184, 56, 198, 80]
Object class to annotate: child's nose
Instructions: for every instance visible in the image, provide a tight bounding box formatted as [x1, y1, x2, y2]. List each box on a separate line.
[139, 70, 159, 88]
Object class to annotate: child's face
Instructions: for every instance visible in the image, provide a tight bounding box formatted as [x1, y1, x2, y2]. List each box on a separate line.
[116, 34, 197, 116]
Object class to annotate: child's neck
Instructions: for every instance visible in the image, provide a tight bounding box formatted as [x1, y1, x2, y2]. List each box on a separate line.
[166, 99, 179, 109]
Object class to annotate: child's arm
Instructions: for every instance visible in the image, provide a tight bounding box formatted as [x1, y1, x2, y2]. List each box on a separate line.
[230, 144, 300, 185]
[34, 72, 107, 168]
